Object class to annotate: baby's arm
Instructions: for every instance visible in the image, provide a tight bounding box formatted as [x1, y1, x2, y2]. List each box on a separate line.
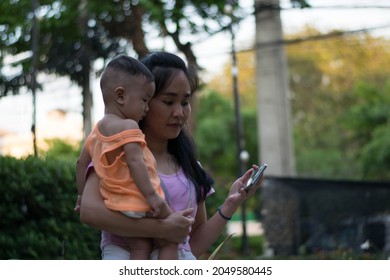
[124, 142, 171, 218]
[80, 170, 194, 242]
[75, 145, 91, 211]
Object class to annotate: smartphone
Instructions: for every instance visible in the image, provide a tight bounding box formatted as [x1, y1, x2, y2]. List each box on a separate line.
[244, 164, 267, 191]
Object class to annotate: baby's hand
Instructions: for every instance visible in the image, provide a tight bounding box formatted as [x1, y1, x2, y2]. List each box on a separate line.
[157, 201, 173, 218]
[147, 194, 172, 218]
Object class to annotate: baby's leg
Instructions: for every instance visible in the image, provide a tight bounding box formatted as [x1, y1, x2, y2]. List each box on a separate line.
[157, 242, 178, 260]
[125, 237, 153, 260]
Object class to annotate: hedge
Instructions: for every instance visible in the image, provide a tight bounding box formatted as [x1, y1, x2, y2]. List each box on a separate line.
[0, 156, 100, 259]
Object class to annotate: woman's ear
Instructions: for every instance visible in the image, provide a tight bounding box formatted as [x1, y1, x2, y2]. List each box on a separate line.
[114, 87, 125, 104]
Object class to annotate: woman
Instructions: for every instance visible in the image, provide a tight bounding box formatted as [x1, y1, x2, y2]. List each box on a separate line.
[80, 51, 262, 259]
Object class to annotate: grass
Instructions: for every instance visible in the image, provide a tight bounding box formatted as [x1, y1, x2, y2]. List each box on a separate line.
[201, 232, 389, 260]
[231, 211, 257, 222]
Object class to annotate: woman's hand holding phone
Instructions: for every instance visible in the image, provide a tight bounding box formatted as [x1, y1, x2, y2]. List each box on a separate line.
[243, 163, 267, 191]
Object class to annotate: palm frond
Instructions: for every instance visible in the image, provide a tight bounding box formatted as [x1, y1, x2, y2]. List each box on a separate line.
[208, 233, 235, 260]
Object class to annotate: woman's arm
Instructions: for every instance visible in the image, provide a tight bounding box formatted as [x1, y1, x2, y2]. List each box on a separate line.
[189, 167, 262, 258]
[79, 170, 194, 244]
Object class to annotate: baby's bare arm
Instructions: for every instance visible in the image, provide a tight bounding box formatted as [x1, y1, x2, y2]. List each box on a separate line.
[123, 142, 166, 216]
[80, 171, 194, 242]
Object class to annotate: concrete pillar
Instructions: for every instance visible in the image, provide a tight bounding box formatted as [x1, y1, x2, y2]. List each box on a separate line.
[255, 0, 295, 176]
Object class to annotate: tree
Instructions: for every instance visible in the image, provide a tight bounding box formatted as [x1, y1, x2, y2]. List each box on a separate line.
[205, 27, 390, 180]
[208, 50, 257, 107]
[194, 91, 236, 175]
[0, 1, 311, 136]
[194, 90, 259, 187]
[0, 0, 126, 142]
[1, 0, 246, 143]
[342, 81, 390, 180]
[288, 28, 390, 179]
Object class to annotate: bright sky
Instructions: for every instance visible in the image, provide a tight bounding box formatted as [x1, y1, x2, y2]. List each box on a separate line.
[1, 0, 390, 142]
[195, 0, 390, 76]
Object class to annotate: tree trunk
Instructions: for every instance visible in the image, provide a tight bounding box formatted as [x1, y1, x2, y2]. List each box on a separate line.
[79, 0, 93, 140]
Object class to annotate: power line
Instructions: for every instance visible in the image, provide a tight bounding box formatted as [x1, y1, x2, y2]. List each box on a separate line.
[197, 23, 390, 58]
[256, 23, 390, 50]
[195, 22, 390, 68]
[194, 2, 390, 48]
[282, 5, 390, 10]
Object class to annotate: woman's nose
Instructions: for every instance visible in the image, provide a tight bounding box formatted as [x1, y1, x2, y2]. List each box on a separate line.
[173, 104, 183, 117]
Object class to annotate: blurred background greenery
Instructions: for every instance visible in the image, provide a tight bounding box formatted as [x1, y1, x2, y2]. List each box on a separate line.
[1, 0, 390, 259]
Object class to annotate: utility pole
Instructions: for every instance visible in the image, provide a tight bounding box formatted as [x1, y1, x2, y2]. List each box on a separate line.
[255, 0, 295, 176]
[225, 2, 250, 255]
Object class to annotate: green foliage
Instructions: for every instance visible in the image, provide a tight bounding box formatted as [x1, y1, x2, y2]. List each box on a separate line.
[0, 0, 239, 97]
[195, 90, 261, 255]
[205, 28, 390, 181]
[342, 81, 390, 180]
[195, 90, 259, 178]
[39, 138, 81, 162]
[242, 108, 259, 165]
[0, 0, 125, 96]
[291, 0, 311, 8]
[0, 156, 100, 259]
[287, 30, 390, 180]
[230, 235, 264, 259]
[195, 91, 236, 176]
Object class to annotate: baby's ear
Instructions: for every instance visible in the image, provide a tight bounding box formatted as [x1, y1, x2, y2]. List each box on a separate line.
[114, 87, 125, 104]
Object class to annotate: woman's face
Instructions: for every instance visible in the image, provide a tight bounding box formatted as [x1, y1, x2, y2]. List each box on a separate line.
[142, 70, 191, 141]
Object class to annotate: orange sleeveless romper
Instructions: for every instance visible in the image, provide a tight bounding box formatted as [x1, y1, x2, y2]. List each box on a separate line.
[86, 126, 165, 215]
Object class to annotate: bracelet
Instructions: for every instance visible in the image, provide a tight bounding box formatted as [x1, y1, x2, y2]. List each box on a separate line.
[217, 206, 232, 221]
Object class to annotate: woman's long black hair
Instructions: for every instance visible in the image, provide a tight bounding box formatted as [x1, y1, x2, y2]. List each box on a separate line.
[140, 51, 214, 203]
